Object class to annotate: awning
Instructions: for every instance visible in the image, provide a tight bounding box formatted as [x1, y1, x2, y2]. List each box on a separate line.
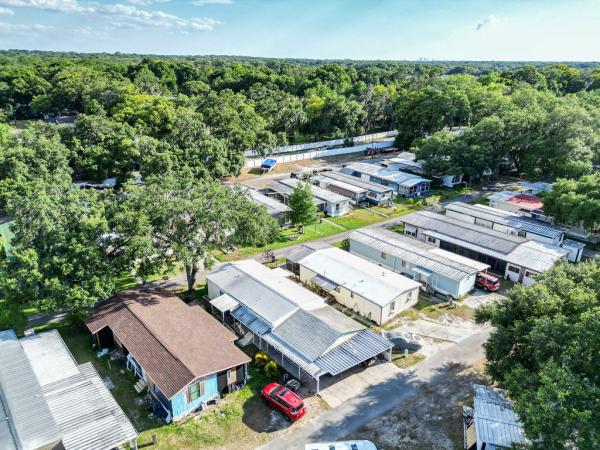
[413, 266, 432, 278]
[209, 294, 239, 313]
[230, 305, 271, 336]
[310, 274, 339, 291]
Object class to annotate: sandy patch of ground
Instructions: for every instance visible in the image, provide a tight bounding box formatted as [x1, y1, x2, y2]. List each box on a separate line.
[345, 359, 489, 450]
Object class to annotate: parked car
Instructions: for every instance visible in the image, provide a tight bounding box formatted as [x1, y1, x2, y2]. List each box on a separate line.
[475, 272, 500, 292]
[261, 159, 277, 173]
[261, 382, 307, 421]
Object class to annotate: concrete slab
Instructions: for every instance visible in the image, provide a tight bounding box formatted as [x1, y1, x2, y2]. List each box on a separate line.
[318, 361, 400, 408]
[399, 319, 472, 343]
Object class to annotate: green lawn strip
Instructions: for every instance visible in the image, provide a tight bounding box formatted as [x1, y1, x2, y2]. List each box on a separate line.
[214, 220, 344, 262]
[329, 208, 383, 229]
[391, 352, 425, 369]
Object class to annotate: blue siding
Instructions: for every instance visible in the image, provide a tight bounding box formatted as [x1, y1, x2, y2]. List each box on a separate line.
[170, 374, 219, 419]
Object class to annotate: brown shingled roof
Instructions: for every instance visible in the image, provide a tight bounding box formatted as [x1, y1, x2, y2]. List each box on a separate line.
[85, 288, 250, 399]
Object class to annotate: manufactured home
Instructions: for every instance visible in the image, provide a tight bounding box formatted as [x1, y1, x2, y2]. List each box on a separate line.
[341, 162, 431, 198]
[266, 178, 351, 217]
[315, 171, 394, 205]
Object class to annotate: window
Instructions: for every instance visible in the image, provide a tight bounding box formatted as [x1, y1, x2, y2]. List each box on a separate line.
[389, 301, 395, 314]
[187, 380, 205, 402]
[507, 265, 520, 274]
[407, 291, 413, 302]
[350, 291, 354, 299]
[427, 236, 436, 244]
[381, 251, 387, 260]
[401, 260, 407, 268]
[518, 230, 527, 238]
[405, 229, 417, 237]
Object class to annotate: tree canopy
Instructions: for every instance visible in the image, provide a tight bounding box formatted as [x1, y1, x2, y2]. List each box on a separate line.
[288, 181, 318, 230]
[475, 260, 600, 449]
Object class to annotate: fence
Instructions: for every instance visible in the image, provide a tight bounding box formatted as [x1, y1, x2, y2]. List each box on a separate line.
[243, 138, 396, 169]
[244, 130, 398, 157]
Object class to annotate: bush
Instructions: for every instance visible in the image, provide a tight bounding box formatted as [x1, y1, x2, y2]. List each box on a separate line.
[339, 238, 350, 251]
[264, 360, 280, 378]
[0, 301, 26, 331]
[254, 351, 270, 368]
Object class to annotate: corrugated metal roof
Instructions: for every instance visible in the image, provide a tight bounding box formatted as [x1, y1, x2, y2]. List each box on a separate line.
[319, 171, 394, 194]
[314, 330, 393, 376]
[342, 162, 431, 187]
[310, 274, 340, 291]
[401, 211, 524, 255]
[279, 178, 350, 204]
[446, 202, 564, 239]
[245, 188, 291, 215]
[43, 362, 138, 450]
[505, 241, 568, 273]
[299, 248, 421, 307]
[348, 228, 485, 281]
[0, 330, 61, 450]
[285, 241, 332, 264]
[231, 305, 271, 336]
[314, 175, 367, 195]
[563, 239, 585, 250]
[487, 191, 520, 202]
[473, 384, 526, 448]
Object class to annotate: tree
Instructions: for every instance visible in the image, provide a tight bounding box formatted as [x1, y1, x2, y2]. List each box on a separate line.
[475, 260, 600, 449]
[0, 179, 124, 311]
[542, 174, 600, 232]
[128, 175, 277, 292]
[288, 181, 317, 231]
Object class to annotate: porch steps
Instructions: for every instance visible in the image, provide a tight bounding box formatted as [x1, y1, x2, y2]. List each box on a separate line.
[134, 379, 147, 393]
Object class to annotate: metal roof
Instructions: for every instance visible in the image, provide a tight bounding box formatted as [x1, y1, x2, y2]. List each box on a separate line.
[314, 175, 367, 195]
[563, 239, 586, 250]
[0, 330, 61, 450]
[319, 171, 394, 194]
[349, 227, 486, 281]
[310, 273, 340, 291]
[285, 241, 332, 264]
[42, 362, 138, 450]
[209, 293, 239, 313]
[505, 241, 568, 273]
[401, 211, 524, 255]
[487, 191, 520, 202]
[245, 188, 291, 216]
[231, 305, 271, 336]
[299, 248, 421, 307]
[267, 181, 326, 206]
[314, 330, 393, 376]
[473, 384, 527, 448]
[279, 178, 351, 204]
[446, 202, 564, 239]
[207, 260, 325, 325]
[342, 162, 431, 187]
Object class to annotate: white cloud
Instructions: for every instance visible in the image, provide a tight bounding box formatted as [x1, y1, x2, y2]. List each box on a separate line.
[125, 0, 170, 5]
[476, 15, 498, 31]
[0, 6, 14, 13]
[0, 0, 90, 12]
[192, 0, 233, 5]
[0, 20, 55, 32]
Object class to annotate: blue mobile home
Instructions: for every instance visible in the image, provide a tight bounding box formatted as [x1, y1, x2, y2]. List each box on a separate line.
[341, 162, 431, 198]
[85, 288, 250, 421]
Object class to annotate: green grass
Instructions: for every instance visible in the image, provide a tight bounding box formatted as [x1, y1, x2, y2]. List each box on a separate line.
[400, 297, 475, 322]
[214, 220, 344, 262]
[391, 352, 425, 369]
[329, 208, 384, 229]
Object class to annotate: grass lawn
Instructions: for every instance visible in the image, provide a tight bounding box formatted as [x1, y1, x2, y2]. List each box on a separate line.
[391, 352, 426, 369]
[116, 262, 186, 291]
[329, 208, 384, 229]
[214, 220, 343, 262]
[400, 297, 475, 322]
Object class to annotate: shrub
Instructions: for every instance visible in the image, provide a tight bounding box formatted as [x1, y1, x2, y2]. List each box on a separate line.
[264, 360, 280, 378]
[254, 351, 270, 368]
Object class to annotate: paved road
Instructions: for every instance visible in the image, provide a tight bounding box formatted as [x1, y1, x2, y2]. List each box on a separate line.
[258, 327, 492, 450]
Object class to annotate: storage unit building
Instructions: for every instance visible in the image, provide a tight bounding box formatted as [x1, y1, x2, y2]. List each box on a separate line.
[315, 171, 394, 205]
[206, 260, 393, 392]
[348, 227, 488, 298]
[294, 247, 421, 325]
[85, 288, 250, 421]
[397, 211, 569, 285]
[341, 162, 431, 198]
[266, 178, 351, 217]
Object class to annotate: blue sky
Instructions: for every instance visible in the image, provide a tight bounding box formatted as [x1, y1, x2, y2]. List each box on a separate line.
[0, 0, 599, 60]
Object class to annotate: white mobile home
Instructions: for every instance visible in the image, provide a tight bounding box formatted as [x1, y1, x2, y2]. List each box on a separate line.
[348, 227, 488, 298]
[315, 171, 394, 206]
[294, 247, 421, 325]
[266, 178, 351, 217]
[341, 162, 432, 198]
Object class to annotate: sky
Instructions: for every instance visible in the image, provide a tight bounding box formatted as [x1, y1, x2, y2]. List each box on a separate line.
[0, 0, 599, 60]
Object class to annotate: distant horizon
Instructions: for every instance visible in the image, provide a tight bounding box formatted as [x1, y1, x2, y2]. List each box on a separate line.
[1, 1, 599, 61]
[3, 49, 600, 64]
